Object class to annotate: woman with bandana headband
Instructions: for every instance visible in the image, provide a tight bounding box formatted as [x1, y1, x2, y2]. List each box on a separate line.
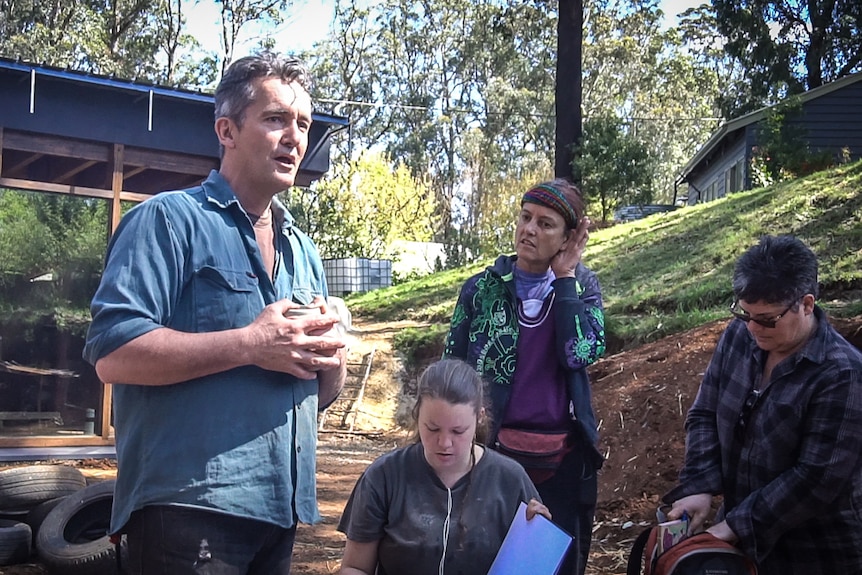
[444, 178, 606, 575]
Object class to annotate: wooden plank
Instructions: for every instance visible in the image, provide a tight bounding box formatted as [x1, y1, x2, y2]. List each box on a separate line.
[0, 361, 77, 377]
[0, 435, 115, 448]
[318, 347, 376, 432]
[3, 130, 111, 162]
[55, 159, 98, 184]
[3, 152, 42, 176]
[124, 147, 217, 175]
[349, 347, 375, 432]
[0, 411, 61, 421]
[0, 177, 150, 202]
[111, 144, 124, 233]
[101, 383, 114, 441]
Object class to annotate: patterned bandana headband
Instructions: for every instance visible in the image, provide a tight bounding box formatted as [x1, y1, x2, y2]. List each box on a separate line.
[521, 183, 579, 229]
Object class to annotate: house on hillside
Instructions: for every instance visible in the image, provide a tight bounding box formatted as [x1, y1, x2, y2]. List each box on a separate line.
[675, 72, 862, 205]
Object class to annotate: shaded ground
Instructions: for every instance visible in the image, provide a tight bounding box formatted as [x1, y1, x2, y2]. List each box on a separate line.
[3, 314, 861, 575]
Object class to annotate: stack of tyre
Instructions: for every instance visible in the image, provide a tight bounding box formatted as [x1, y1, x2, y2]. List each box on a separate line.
[0, 464, 124, 574]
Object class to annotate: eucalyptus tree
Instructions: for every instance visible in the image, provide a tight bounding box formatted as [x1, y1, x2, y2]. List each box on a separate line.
[154, 0, 203, 85]
[580, 0, 721, 203]
[0, 0, 105, 67]
[0, 0, 203, 84]
[711, 0, 862, 113]
[308, 1, 392, 154]
[309, 0, 560, 264]
[215, 0, 294, 72]
[572, 115, 654, 222]
[308, 0, 720, 257]
[284, 152, 436, 260]
[676, 4, 752, 120]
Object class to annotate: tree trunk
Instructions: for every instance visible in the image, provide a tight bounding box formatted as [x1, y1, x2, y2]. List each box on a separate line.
[555, 0, 583, 181]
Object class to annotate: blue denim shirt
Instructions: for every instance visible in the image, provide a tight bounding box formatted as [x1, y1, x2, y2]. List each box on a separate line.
[83, 170, 328, 533]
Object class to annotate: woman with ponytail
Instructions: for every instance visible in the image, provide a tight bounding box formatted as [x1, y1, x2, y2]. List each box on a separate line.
[337, 358, 549, 575]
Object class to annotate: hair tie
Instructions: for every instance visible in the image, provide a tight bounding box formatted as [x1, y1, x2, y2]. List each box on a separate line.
[521, 183, 578, 228]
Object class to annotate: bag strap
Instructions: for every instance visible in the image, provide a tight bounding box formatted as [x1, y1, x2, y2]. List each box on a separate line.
[627, 527, 654, 575]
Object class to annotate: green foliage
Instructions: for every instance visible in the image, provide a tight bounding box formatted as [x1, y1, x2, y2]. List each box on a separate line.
[215, 0, 293, 74]
[711, 0, 862, 114]
[312, 0, 722, 262]
[285, 151, 436, 260]
[750, 97, 844, 187]
[392, 323, 448, 366]
[0, 189, 108, 329]
[0, 0, 218, 86]
[391, 268, 424, 286]
[457, 127, 552, 264]
[582, 0, 721, 203]
[572, 115, 655, 222]
[348, 161, 862, 351]
[346, 261, 485, 323]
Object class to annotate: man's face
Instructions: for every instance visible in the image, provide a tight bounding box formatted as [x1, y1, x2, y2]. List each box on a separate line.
[229, 77, 312, 197]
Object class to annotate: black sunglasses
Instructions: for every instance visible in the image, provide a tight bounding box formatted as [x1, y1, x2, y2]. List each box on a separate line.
[729, 299, 798, 328]
[736, 388, 762, 439]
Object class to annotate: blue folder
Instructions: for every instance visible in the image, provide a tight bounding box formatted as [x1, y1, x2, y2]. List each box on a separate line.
[487, 501, 574, 575]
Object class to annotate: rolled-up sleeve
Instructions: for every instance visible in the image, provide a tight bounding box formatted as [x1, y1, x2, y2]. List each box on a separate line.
[83, 199, 184, 365]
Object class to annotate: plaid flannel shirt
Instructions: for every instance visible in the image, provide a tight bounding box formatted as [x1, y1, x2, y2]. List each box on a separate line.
[664, 307, 862, 575]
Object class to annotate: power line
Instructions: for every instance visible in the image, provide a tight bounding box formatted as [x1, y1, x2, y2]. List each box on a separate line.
[318, 96, 724, 123]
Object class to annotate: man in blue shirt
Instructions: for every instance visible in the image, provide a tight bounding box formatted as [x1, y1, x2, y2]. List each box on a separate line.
[83, 51, 347, 574]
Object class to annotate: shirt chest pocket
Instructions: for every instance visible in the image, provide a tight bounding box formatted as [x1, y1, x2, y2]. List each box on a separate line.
[191, 266, 261, 331]
[750, 398, 805, 469]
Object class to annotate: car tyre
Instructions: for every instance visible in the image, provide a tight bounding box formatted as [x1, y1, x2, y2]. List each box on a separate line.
[0, 519, 32, 565]
[0, 465, 87, 512]
[36, 480, 125, 575]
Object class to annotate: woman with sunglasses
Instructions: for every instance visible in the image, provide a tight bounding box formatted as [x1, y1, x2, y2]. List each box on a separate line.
[664, 235, 862, 575]
[443, 178, 606, 575]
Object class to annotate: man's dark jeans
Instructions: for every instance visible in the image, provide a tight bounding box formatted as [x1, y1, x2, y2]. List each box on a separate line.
[124, 505, 297, 574]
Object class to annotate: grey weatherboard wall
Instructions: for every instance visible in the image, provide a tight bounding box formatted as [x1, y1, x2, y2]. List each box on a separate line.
[680, 72, 862, 205]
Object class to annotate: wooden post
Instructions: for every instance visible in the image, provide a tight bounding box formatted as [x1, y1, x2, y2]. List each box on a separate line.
[110, 143, 124, 234]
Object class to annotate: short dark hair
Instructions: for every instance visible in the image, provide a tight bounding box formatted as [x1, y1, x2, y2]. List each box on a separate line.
[410, 359, 489, 444]
[732, 235, 819, 304]
[214, 51, 312, 128]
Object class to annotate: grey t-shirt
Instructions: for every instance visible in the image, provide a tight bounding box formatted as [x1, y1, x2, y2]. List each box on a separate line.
[338, 442, 541, 575]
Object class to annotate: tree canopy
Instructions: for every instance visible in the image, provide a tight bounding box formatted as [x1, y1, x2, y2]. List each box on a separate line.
[4, 0, 848, 273]
[705, 0, 862, 114]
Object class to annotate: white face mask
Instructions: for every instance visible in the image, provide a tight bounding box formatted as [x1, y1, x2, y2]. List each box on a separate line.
[520, 298, 545, 318]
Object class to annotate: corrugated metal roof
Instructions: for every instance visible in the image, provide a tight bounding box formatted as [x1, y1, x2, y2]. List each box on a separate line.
[0, 56, 349, 126]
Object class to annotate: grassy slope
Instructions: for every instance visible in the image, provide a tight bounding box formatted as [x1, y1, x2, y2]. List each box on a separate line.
[346, 160, 862, 351]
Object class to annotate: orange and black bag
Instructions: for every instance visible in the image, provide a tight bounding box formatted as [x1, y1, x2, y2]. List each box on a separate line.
[627, 528, 757, 575]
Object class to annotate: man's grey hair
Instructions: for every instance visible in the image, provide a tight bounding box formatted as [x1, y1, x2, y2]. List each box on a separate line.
[214, 51, 312, 128]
